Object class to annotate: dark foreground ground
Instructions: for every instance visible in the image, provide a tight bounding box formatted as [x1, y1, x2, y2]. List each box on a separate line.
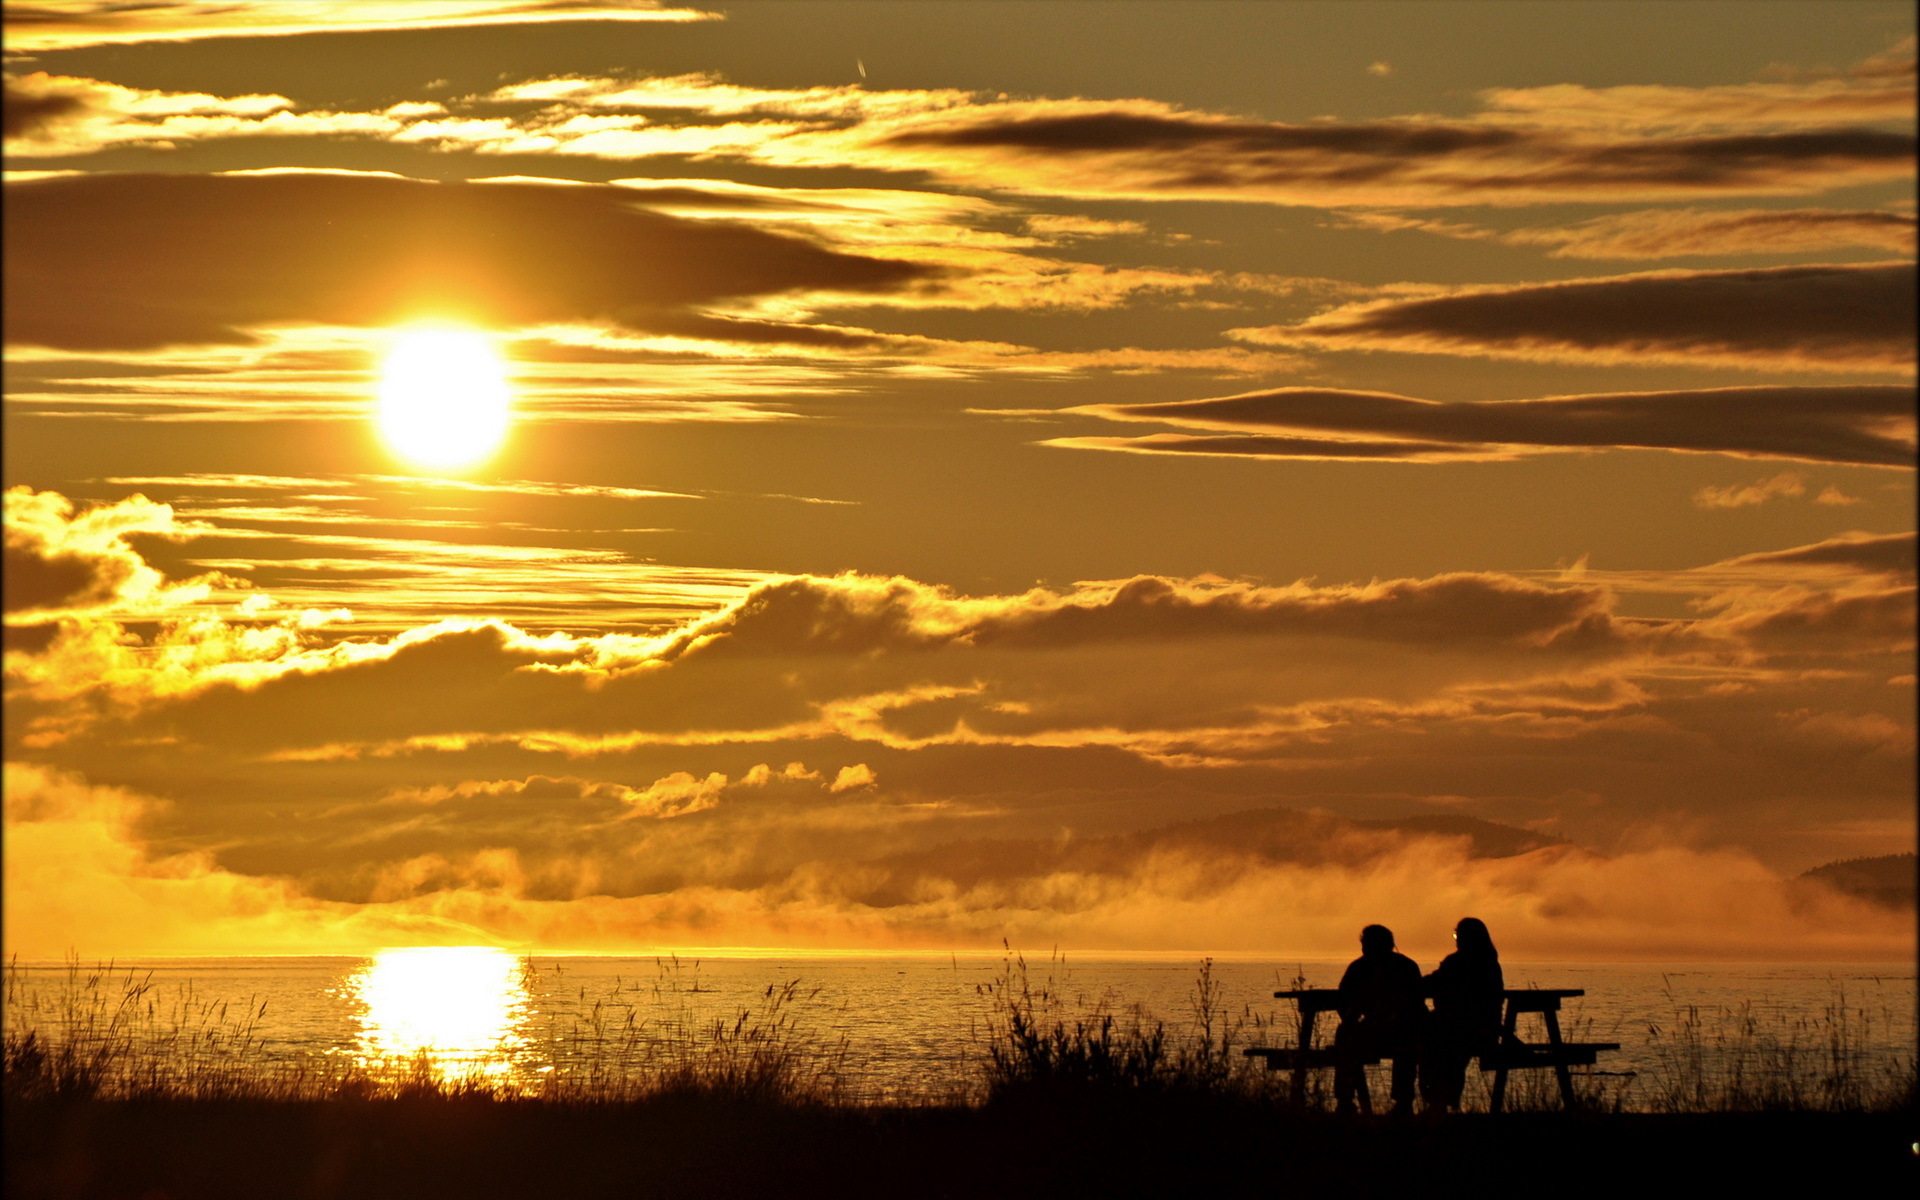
[7, 1094, 1915, 1200]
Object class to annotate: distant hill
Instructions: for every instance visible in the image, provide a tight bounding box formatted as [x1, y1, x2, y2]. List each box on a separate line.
[1353, 814, 1565, 860]
[844, 806, 1567, 907]
[1798, 853, 1917, 909]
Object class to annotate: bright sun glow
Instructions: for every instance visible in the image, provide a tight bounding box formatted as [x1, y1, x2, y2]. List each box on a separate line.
[352, 946, 529, 1080]
[376, 327, 513, 470]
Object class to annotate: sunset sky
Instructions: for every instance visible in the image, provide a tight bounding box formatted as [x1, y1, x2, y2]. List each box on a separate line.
[4, 0, 1913, 961]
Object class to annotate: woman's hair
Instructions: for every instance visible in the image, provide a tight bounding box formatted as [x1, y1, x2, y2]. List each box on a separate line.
[1454, 917, 1497, 960]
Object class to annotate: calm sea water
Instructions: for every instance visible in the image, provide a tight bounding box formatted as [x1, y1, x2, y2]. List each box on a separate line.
[6, 954, 1913, 1106]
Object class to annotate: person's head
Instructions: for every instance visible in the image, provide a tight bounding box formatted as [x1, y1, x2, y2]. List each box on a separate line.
[1453, 917, 1497, 959]
[1359, 924, 1396, 955]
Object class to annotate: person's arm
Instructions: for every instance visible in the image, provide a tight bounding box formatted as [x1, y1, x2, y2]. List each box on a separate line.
[1400, 957, 1428, 1014]
[1337, 962, 1362, 1022]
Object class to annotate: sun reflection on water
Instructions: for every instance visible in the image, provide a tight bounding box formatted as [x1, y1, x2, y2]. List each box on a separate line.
[351, 946, 530, 1081]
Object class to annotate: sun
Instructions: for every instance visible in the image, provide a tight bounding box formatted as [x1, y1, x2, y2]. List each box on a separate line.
[352, 947, 529, 1082]
[376, 326, 513, 471]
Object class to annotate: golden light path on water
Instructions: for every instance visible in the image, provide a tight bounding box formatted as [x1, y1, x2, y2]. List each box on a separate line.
[350, 947, 531, 1082]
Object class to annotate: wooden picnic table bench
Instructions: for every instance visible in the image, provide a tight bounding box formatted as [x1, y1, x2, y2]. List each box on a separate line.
[1243, 987, 1620, 1112]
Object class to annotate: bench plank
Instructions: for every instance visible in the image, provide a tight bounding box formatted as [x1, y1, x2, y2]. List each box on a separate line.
[1261, 986, 1618, 1113]
[1479, 1042, 1621, 1070]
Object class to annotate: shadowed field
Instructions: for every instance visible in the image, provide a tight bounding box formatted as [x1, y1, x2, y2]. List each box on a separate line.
[6, 1095, 1915, 1199]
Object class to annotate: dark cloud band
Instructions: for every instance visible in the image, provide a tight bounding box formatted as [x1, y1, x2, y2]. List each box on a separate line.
[1056, 384, 1917, 466]
[1234, 263, 1916, 372]
[2, 171, 936, 351]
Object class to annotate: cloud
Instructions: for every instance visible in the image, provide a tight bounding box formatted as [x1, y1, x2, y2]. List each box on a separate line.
[1541, 532, 1916, 610]
[5, 520, 1910, 947]
[721, 42, 1915, 206]
[6, 761, 1906, 958]
[2, 171, 937, 352]
[1051, 384, 1917, 466]
[751, 808, 1911, 959]
[1335, 206, 1918, 259]
[1475, 39, 1918, 133]
[1, 328, 880, 424]
[605, 769, 729, 818]
[830, 763, 877, 793]
[1713, 531, 1916, 579]
[1504, 206, 1919, 259]
[2, 71, 375, 157]
[1715, 586, 1916, 657]
[773, 107, 1915, 207]
[2, 762, 504, 958]
[1, 72, 100, 141]
[650, 570, 1622, 662]
[1, 1, 715, 52]
[1693, 472, 1806, 508]
[6, 480, 766, 636]
[10, 45, 1911, 208]
[1232, 263, 1917, 373]
[0, 170, 1255, 379]
[3, 487, 221, 620]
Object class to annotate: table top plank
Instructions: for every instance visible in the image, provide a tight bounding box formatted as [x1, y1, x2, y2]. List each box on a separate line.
[1274, 987, 1583, 1000]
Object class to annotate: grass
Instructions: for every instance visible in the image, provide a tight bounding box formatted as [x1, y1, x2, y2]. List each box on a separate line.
[2, 956, 275, 1101]
[3, 951, 1913, 1114]
[526, 959, 846, 1104]
[5, 953, 1913, 1199]
[2, 954, 850, 1106]
[1640, 980, 1916, 1113]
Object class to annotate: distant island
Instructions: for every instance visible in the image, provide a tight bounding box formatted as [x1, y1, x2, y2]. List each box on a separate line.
[1798, 853, 1918, 909]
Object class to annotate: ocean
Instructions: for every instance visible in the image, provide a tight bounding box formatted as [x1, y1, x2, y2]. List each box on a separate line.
[6, 953, 1912, 1107]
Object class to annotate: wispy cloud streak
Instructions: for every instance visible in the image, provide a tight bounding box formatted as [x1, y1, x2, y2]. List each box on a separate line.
[1049, 384, 1917, 466]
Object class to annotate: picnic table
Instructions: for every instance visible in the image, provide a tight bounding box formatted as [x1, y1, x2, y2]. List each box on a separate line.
[1243, 987, 1620, 1113]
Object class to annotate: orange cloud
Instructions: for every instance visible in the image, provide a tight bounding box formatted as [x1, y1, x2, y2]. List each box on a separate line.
[1475, 39, 1918, 133]
[1693, 472, 1807, 509]
[3, 172, 935, 352]
[2, 763, 501, 958]
[1334, 206, 1917, 259]
[1507, 207, 1918, 259]
[6, 762, 1906, 959]
[1232, 263, 1917, 374]
[0, 1, 715, 52]
[1053, 384, 1917, 466]
[3, 487, 220, 620]
[5, 516, 1910, 951]
[11, 43, 1910, 208]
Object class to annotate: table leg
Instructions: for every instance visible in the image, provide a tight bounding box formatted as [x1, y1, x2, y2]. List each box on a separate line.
[1544, 1008, 1575, 1108]
[1290, 1008, 1313, 1104]
[1489, 1003, 1519, 1114]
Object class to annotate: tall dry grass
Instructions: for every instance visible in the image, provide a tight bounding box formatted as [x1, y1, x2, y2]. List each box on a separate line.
[2, 954, 845, 1106]
[3, 955, 277, 1100]
[1640, 981, 1915, 1113]
[972, 949, 1278, 1103]
[525, 957, 845, 1104]
[5, 952, 1911, 1114]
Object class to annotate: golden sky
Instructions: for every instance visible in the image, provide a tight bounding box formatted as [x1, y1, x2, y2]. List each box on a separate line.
[4, 0, 1913, 960]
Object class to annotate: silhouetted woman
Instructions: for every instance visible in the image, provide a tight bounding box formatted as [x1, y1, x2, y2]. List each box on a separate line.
[1420, 917, 1504, 1110]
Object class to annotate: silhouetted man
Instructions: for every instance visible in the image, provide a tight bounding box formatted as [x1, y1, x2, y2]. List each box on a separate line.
[1333, 924, 1424, 1114]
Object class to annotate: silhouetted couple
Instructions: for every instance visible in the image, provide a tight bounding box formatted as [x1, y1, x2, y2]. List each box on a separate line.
[1333, 918, 1504, 1114]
